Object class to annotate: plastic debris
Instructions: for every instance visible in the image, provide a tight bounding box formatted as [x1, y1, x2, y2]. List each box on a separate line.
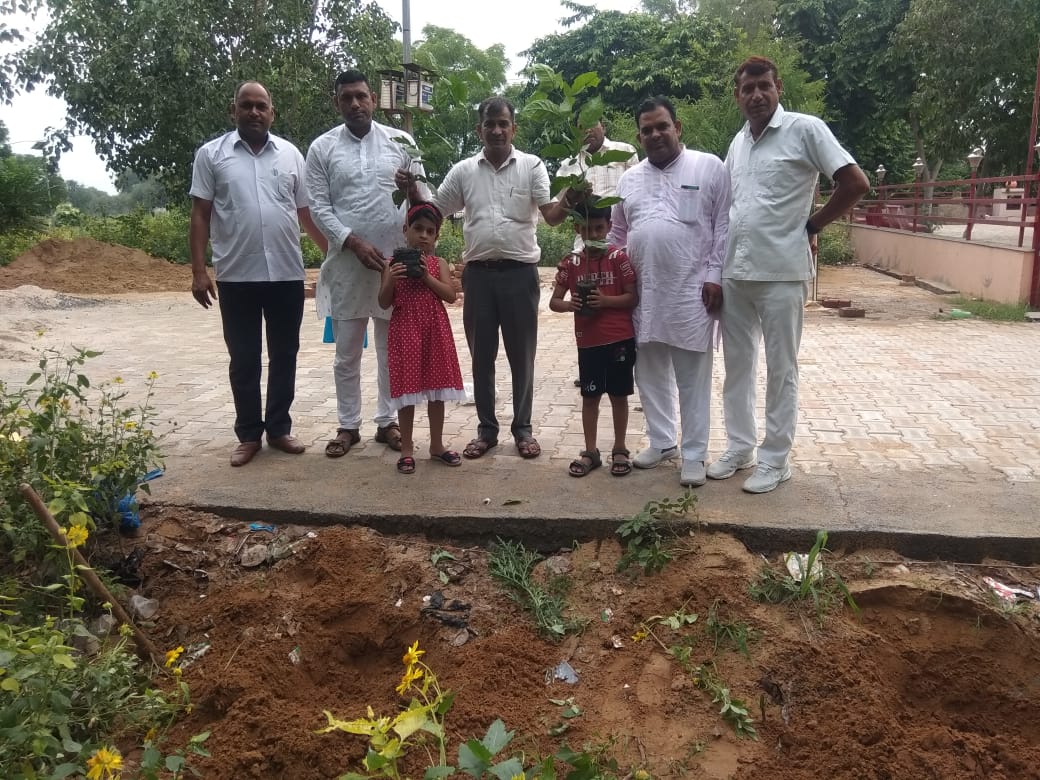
[553, 660, 579, 684]
[482, 497, 491, 505]
[601, 608, 613, 622]
[784, 552, 823, 583]
[948, 308, 973, 319]
[249, 522, 277, 533]
[610, 635, 624, 649]
[288, 646, 302, 665]
[983, 576, 1036, 603]
[179, 642, 211, 669]
[129, 594, 159, 620]
[239, 544, 269, 568]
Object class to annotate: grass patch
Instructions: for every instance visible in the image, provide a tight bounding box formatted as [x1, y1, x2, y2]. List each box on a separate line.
[949, 297, 1029, 322]
[488, 538, 580, 641]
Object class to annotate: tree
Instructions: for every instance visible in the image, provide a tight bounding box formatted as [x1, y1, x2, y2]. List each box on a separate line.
[17, 0, 398, 200]
[0, 154, 66, 231]
[408, 25, 509, 185]
[697, 0, 778, 38]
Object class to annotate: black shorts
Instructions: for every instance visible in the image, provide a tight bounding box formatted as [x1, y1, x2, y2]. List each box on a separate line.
[577, 338, 636, 398]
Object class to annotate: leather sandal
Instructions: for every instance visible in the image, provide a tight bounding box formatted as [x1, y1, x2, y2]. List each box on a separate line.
[611, 448, 632, 477]
[516, 436, 541, 459]
[568, 449, 602, 477]
[463, 438, 498, 459]
[325, 428, 360, 458]
[375, 422, 403, 451]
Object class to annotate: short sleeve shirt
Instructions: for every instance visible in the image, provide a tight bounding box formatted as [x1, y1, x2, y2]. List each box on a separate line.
[554, 246, 636, 348]
[724, 105, 856, 281]
[189, 131, 307, 282]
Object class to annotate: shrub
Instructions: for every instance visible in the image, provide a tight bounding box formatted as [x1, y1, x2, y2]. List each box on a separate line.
[0, 230, 42, 266]
[436, 219, 465, 262]
[537, 221, 576, 267]
[818, 222, 855, 266]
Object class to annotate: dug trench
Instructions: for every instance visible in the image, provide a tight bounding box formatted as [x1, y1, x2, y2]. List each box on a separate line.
[106, 505, 1040, 780]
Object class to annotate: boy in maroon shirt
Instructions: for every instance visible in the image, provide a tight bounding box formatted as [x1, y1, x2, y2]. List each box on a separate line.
[550, 199, 638, 477]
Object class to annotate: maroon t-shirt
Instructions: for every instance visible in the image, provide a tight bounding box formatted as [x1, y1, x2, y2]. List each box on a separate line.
[554, 245, 636, 348]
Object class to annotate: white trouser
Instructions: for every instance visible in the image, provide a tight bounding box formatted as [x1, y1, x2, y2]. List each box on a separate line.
[635, 341, 713, 463]
[332, 317, 394, 430]
[720, 280, 807, 467]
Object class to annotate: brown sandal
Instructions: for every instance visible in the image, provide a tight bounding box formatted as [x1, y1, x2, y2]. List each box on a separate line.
[325, 428, 360, 458]
[568, 449, 601, 477]
[375, 423, 403, 451]
[611, 448, 632, 477]
[516, 436, 541, 459]
[463, 438, 498, 459]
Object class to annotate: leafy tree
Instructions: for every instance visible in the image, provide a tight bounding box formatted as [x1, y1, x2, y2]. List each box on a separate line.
[0, 154, 66, 231]
[0, 119, 10, 157]
[409, 25, 509, 185]
[65, 180, 115, 216]
[697, 0, 778, 38]
[17, 0, 398, 200]
[0, 0, 41, 103]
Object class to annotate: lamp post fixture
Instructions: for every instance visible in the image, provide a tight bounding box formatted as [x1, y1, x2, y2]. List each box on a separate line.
[911, 158, 925, 233]
[966, 147, 984, 241]
[875, 164, 886, 186]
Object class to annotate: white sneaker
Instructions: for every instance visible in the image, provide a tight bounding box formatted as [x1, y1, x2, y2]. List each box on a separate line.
[742, 463, 792, 494]
[633, 445, 678, 469]
[679, 460, 706, 487]
[706, 450, 757, 480]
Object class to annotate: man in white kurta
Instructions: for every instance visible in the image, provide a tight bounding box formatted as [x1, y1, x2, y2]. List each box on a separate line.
[608, 97, 731, 487]
[709, 56, 868, 493]
[305, 70, 428, 457]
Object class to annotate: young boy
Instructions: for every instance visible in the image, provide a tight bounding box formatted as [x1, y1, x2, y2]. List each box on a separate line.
[549, 198, 638, 477]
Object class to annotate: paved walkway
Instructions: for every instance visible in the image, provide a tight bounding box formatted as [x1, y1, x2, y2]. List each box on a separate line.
[3, 266, 1039, 561]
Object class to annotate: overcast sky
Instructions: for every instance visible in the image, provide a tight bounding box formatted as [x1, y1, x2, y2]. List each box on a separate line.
[0, 0, 639, 194]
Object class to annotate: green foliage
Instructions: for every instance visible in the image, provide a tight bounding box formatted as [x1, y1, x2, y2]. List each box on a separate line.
[435, 220, 465, 263]
[0, 155, 65, 233]
[0, 230, 42, 267]
[685, 662, 757, 740]
[948, 297, 1029, 322]
[616, 492, 698, 576]
[747, 530, 859, 619]
[537, 222, 577, 268]
[817, 222, 855, 266]
[18, 0, 399, 197]
[487, 539, 579, 641]
[705, 600, 755, 657]
[301, 235, 325, 269]
[0, 348, 164, 562]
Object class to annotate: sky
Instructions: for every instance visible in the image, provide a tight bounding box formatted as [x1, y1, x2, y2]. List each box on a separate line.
[0, 0, 639, 195]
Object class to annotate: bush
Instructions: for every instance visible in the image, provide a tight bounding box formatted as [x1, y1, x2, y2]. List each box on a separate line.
[537, 221, 576, 267]
[818, 222, 855, 266]
[436, 219, 465, 262]
[0, 230, 42, 266]
[76, 209, 191, 264]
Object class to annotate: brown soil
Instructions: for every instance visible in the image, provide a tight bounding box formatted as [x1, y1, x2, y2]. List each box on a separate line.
[111, 507, 1040, 780]
[0, 238, 192, 293]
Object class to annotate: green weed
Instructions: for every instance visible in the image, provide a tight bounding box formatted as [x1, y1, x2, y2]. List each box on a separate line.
[705, 600, 755, 657]
[616, 492, 697, 576]
[488, 539, 580, 641]
[949, 297, 1028, 321]
[747, 531, 859, 620]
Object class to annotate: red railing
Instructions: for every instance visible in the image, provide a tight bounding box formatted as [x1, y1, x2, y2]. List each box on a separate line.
[837, 173, 1040, 307]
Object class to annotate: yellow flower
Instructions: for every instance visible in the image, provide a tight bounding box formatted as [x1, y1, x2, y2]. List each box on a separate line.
[85, 746, 123, 780]
[173, 666, 183, 678]
[395, 665, 423, 695]
[123, 420, 137, 430]
[144, 726, 158, 743]
[113, 376, 124, 384]
[165, 646, 185, 668]
[631, 628, 648, 643]
[509, 774, 526, 780]
[402, 640, 425, 668]
[118, 623, 133, 638]
[147, 370, 159, 380]
[64, 525, 88, 548]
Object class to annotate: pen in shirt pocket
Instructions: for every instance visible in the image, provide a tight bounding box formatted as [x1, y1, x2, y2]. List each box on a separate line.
[681, 184, 700, 191]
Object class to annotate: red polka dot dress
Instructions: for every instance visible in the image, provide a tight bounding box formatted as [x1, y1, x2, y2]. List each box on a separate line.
[387, 254, 466, 410]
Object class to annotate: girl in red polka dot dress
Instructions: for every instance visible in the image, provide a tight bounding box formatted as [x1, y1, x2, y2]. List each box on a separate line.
[378, 203, 466, 474]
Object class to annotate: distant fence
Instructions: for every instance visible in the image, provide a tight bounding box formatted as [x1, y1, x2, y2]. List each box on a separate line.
[825, 173, 1040, 306]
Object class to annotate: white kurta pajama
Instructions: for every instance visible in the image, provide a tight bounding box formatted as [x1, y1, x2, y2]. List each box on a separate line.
[609, 148, 731, 463]
[305, 121, 427, 430]
[722, 105, 857, 468]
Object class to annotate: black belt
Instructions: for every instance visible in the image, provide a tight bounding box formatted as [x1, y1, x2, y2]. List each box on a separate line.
[466, 259, 530, 270]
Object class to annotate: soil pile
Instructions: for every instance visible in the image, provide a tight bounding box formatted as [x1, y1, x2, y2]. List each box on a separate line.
[117, 507, 1040, 780]
[0, 238, 191, 293]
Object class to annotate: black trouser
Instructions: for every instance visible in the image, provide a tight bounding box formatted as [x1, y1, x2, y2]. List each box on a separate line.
[461, 261, 539, 442]
[216, 280, 304, 443]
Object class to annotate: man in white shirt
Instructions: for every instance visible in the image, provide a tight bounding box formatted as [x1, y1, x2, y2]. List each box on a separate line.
[608, 96, 731, 487]
[708, 56, 869, 493]
[397, 96, 573, 460]
[305, 70, 428, 458]
[189, 81, 327, 467]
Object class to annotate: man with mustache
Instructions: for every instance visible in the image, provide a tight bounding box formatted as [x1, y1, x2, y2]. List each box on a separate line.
[306, 70, 429, 459]
[708, 56, 869, 493]
[608, 96, 731, 487]
[189, 81, 327, 467]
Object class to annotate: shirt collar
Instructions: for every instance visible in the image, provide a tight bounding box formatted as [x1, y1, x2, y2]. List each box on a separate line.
[741, 104, 786, 141]
[479, 145, 518, 170]
[230, 129, 276, 154]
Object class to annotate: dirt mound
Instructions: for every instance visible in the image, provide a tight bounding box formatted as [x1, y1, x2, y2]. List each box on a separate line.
[0, 238, 191, 294]
[116, 508, 1040, 780]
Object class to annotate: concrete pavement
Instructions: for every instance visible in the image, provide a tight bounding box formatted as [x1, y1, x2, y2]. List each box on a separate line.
[2, 266, 1038, 562]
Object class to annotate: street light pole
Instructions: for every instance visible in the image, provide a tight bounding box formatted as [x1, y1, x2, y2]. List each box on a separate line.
[966, 147, 983, 241]
[401, 0, 413, 135]
[912, 157, 925, 233]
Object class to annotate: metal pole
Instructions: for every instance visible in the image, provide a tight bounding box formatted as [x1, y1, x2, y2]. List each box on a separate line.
[402, 0, 413, 135]
[1020, 41, 1040, 247]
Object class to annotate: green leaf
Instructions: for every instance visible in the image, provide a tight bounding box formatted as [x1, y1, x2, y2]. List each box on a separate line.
[430, 549, 456, 565]
[392, 190, 406, 207]
[591, 196, 621, 209]
[541, 143, 575, 159]
[589, 149, 636, 166]
[458, 738, 493, 776]
[76, 374, 89, 388]
[49, 763, 81, 779]
[489, 758, 525, 780]
[481, 718, 515, 755]
[435, 690, 455, 716]
[27, 372, 40, 384]
[51, 654, 75, 669]
[2, 676, 20, 692]
[166, 755, 186, 772]
[577, 96, 605, 131]
[571, 72, 601, 95]
[424, 767, 456, 780]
